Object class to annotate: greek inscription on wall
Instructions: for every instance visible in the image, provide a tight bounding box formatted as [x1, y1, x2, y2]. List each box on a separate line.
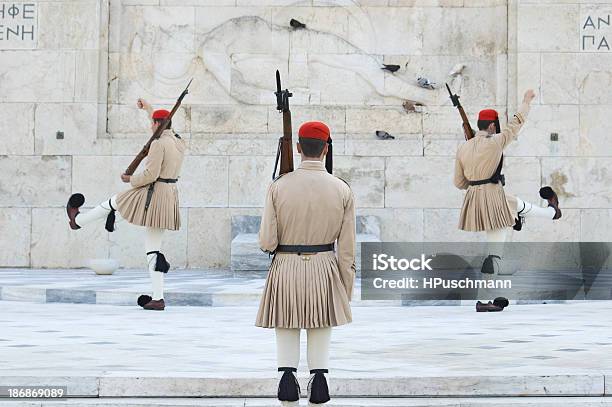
[581, 6, 611, 52]
[0, 3, 36, 49]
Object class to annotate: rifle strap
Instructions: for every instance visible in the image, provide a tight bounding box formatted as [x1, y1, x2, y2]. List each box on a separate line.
[144, 178, 178, 212]
[468, 155, 505, 186]
[272, 137, 282, 180]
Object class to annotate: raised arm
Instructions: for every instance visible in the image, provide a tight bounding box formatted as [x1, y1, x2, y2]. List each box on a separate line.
[137, 98, 155, 124]
[494, 89, 535, 149]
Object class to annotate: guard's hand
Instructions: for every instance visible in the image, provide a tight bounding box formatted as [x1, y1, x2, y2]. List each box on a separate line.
[136, 98, 147, 109]
[121, 174, 131, 183]
[523, 89, 536, 104]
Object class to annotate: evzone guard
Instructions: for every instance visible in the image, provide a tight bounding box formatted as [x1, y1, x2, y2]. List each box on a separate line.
[256, 121, 356, 406]
[65, 94, 188, 311]
[452, 89, 562, 312]
[257, 72, 354, 406]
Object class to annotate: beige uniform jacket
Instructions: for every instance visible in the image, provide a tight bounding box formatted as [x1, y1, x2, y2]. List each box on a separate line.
[255, 160, 356, 329]
[454, 103, 530, 232]
[116, 129, 186, 230]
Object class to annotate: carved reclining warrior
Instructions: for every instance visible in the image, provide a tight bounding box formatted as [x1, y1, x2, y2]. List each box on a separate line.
[66, 99, 186, 311]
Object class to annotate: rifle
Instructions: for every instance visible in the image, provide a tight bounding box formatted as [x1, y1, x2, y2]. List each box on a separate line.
[272, 70, 294, 179]
[124, 79, 193, 176]
[446, 83, 475, 141]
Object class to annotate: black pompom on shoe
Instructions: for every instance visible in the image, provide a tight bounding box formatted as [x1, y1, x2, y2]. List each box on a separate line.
[539, 186, 555, 200]
[308, 369, 330, 404]
[277, 367, 300, 402]
[493, 297, 509, 309]
[68, 193, 85, 208]
[137, 295, 152, 308]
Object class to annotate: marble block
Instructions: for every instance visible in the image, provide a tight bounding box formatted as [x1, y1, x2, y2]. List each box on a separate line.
[231, 215, 381, 272]
[231, 233, 271, 272]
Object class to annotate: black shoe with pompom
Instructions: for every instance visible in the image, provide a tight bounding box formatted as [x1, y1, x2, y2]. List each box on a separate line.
[277, 367, 300, 402]
[67, 193, 85, 230]
[137, 295, 152, 308]
[308, 369, 330, 404]
[539, 186, 562, 220]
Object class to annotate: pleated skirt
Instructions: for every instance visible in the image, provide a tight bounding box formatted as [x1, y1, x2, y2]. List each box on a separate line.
[255, 251, 352, 329]
[458, 184, 515, 232]
[116, 182, 181, 231]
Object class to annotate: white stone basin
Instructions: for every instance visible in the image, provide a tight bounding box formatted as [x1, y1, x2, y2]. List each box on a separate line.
[89, 259, 120, 275]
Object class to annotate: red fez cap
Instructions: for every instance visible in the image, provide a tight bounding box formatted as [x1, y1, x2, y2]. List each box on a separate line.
[298, 121, 330, 142]
[152, 109, 170, 120]
[478, 109, 499, 121]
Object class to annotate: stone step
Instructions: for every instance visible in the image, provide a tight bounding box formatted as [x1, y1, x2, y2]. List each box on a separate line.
[1, 374, 607, 398]
[2, 397, 612, 407]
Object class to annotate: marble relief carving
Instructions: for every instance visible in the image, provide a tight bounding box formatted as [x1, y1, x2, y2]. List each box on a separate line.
[118, 6, 463, 107]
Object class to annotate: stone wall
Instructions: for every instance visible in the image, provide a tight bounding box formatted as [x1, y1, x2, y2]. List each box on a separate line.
[1, 0, 610, 269]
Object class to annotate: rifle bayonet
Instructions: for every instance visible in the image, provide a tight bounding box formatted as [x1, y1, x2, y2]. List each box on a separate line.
[446, 82, 475, 141]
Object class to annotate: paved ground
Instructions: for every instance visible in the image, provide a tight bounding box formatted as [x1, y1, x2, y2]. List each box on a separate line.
[0, 268, 596, 308]
[2, 300, 611, 378]
[4, 398, 612, 407]
[0, 269, 400, 307]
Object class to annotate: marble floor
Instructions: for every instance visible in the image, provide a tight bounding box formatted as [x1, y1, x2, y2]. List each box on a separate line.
[1, 300, 611, 378]
[3, 397, 612, 407]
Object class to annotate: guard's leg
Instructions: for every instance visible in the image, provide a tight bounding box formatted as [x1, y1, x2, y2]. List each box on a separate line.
[306, 327, 331, 405]
[276, 328, 301, 406]
[476, 229, 508, 311]
[141, 227, 167, 311]
[516, 197, 557, 220]
[483, 228, 506, 274]
[70, 195, 122, 230]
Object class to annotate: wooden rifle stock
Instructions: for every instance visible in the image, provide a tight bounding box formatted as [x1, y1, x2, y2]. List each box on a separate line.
[273, 70, 294, 179]
[446, 83, 475, 141]
[124, 79, 192, 176]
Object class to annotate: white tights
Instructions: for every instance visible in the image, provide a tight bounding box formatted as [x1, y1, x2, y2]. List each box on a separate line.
[146, 228, 165, 300]
[75, 195, 121, 227]
[486, 196, 557, 245]
[275, 327, 331, 370]
[480, 197, 556, 298]
[516, 197, 556, 220]
[75, 196, 165, 300]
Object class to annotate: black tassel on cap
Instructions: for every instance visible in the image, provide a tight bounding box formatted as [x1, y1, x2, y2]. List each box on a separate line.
[308, 369, 330, 404]
[277, 367, 300, 402]
[105, 199, 116, 232]
[325, 138, 333, 174]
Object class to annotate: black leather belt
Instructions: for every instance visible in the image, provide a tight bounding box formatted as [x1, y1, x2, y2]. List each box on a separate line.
[275, 243, 334, 254]
[468, 155, 505, 187]
[145, 177, 178, 211]
[468, 174, 505, 186]
[158, 178, 178, 183]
